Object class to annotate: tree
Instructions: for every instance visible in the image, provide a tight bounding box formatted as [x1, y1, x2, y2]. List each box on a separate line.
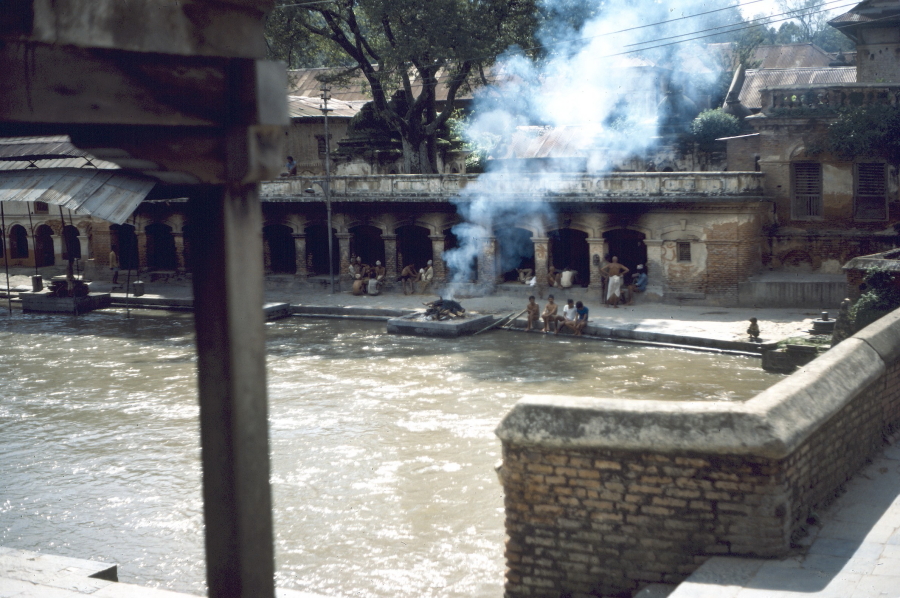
[825, 105, 900, 165]
[293, 0, 538, 174]
[265, 6, 350, 69]
[776, 0, 834, 44]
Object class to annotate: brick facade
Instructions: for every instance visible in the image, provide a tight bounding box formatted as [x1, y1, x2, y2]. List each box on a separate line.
[497, 312, 900, 597]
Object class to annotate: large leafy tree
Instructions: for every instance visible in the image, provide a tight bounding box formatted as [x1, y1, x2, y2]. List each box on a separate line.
[291, 0, 537, 174]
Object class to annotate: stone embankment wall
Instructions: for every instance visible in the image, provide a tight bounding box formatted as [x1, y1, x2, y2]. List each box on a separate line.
[496, 309, 900, 598]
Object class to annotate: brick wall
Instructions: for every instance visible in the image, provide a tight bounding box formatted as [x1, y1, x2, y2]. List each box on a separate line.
[497, 310, 900, 598]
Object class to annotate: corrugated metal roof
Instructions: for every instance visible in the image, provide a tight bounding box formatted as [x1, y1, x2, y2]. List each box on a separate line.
[493, 126, 596, 160]
[0, 168, 154, 224]
[739, 67, 857, 109]
[0, 136, 119, 169]
[287, 96, 366, 119]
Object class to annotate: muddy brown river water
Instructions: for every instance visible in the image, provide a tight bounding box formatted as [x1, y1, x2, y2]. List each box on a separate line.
[0, 311, 782, 597]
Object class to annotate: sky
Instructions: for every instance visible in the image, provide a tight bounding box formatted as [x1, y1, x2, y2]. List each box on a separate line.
[738, 0, 785, 19]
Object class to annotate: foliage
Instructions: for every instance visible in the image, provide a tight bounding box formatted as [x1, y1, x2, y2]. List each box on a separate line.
[824, 105, 900, 165]
[448, 111, 498, 175]
[284, 0, 537, 174]
[689, 109, 742, 149]
[264, 7, 350, 68]
[850, 268, 900, 331]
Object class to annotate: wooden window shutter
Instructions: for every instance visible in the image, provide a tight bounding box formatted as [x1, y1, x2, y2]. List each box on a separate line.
[792, 162, 822, 219]
[854, 163, 887, 220]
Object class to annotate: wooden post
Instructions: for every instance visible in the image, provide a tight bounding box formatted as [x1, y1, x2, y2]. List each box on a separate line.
[188, 184, 275, 598]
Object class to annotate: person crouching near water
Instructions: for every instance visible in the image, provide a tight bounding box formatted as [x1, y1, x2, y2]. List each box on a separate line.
[367, 272, 382, 296]
[351, 274, 366, 296]
[747, 317, 760, 342]
[542, 294, 558, 333]
[602, 256, 629, 308]
[625, 264, 647, 305]
[525, 295, 540, 331]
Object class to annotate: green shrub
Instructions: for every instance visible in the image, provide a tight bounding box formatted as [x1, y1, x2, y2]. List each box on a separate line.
[850, 268, 900, 331]
[690, 109, 742, 149]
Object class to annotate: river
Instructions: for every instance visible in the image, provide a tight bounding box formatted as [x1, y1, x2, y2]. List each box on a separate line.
[0, 311, 782, 597]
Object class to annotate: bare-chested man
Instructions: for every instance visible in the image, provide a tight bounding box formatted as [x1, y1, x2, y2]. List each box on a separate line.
[400, 263, 418, 295]
[541, 294, 558, 333]
[601, 256, 629, 308]
[525, 295, 540, 331]
[374, 260, 386, 281]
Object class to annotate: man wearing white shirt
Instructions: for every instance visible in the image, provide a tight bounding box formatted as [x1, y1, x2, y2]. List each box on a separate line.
[555, 298, 577, 335]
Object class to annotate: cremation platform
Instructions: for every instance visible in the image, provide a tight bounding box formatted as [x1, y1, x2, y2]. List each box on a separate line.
[387, 312, 494, 338]
[20, 292, 112, 314]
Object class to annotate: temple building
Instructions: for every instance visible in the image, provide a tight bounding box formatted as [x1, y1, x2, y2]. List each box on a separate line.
[2, 0, 898, 307]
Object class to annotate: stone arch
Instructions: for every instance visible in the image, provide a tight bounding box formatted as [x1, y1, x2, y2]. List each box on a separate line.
[8, 224, 29, 260]
[788, 143, 811, 161]
[263, 217, 299, 235]
[443, 225, 477, 283]
[658, 224, 705, 242]
[145, 222, 178, 270]
[62, 225, 81, 260]
[496, 227, 535, 282]
[34, 224, 55, 267]
[394, 218, 437, 236]
[349, 224, 385, 266]
[547, 227, 589, 282]
[602, 228, 647, 273]
[777, 248, 815, 270]
[110, 223, 139, 270]
[304, 222, 339, 276]
[263, 224, 296, 274]
[396, 224, 432, 270]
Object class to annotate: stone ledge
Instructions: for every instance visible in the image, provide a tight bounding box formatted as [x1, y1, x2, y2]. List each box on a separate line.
[496, 337, 884, 458]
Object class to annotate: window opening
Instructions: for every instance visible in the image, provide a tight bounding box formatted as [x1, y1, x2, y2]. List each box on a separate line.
[854, 163, 887, 221]
[791, 162, 822, 219]
[677, 242, 691, 262]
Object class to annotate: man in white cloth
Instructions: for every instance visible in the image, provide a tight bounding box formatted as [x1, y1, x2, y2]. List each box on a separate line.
[601, 256, 629, 308]
[555, 298, 578, 335]
[418, 260, 434, 294]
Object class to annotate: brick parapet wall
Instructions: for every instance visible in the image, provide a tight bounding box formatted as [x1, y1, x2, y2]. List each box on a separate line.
[497, 310, 900, 598]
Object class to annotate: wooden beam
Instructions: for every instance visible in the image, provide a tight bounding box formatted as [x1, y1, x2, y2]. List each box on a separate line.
[10, 0, 269, 59]
[188, 184, 275, 598]
[0, 43, 287, 129]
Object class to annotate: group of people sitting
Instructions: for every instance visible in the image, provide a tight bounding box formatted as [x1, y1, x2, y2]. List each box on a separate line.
[517, 257, 649, 306]
[525, 295, 590, 336]
[349, 256, 435, 296]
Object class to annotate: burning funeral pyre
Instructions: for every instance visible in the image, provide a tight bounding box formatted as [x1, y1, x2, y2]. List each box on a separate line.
[423, 298, 466, 321]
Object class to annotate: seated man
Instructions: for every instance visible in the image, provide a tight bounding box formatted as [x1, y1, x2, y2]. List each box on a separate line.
[559, 266, 576, 289]
[555, 298, 577, 335]
[572, 300, 589, 336]
[541, 295, 558, 333]
[525, 295, 540, 331]
[418, 260, 434, 294]
[548, 266, 560, 288]
[625, 264, 648, 305]
[517, 268, 534, 284]
[374, 260, 386, 281]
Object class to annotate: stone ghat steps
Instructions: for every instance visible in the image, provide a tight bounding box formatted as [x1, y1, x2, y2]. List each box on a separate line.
[0, 547, 329, 597]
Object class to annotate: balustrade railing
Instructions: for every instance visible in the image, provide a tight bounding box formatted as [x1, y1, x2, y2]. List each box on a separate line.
[764, 84, 900, 115]
[262, 172, 765, 202]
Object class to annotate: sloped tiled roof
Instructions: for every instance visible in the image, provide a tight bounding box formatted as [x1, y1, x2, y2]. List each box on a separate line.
[753, 44, 833, 69]
[739, 66, 857, 109]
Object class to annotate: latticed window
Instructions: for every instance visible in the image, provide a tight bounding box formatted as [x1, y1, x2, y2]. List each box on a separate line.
[677, 242, 691, 262]
[791, 162, 822, 220]
[854, 163, 887, 221]
[33, 201, 49, 214]
[316, 134, 332, 158]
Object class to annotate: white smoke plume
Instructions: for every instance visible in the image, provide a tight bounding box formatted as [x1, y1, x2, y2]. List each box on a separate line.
[442, 0, 734, 297]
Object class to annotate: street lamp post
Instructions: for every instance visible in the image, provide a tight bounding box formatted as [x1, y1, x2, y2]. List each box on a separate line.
[321, 83, 335, 294]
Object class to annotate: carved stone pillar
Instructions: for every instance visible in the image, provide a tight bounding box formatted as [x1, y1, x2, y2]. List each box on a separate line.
[478, 236, 498, 287]
[382, 234, 397, 287]
[429, 235, 446, 283]
[533, 236, 549, 292]
[644, 239, 664, 292]
[587, 237, 605, 290]
[173, 232, 186, 272]
[336, 232, 352, 286]
[293, 234, 308, 278]
[136, 231, 148, 271]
